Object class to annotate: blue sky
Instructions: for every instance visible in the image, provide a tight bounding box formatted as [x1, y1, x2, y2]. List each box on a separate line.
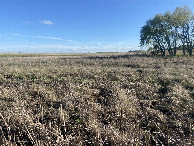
[0, 0, 193, 53]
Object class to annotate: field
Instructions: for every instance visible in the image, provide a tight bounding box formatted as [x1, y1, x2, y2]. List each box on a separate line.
[0, 52, 193, 145]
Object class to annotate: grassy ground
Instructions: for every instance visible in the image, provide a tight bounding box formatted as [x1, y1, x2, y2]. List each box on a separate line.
[0, 52, 193, 145]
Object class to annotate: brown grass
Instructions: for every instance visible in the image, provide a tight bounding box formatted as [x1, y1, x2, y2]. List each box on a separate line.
[0, 52, 193, 145]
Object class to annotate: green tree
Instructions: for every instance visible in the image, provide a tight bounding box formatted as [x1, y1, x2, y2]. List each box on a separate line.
[173, 6, 193, 55]
[140, 13, 172, 56]
[140, 6, 194, 56]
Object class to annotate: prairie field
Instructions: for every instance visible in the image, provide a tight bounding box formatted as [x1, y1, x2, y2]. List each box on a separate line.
[0, 52, 193, 145]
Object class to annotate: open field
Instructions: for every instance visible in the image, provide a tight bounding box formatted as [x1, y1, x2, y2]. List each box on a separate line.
[0, 52, 193, 145]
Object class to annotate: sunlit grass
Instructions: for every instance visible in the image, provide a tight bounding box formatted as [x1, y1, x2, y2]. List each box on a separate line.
[0, 52, 193, 145]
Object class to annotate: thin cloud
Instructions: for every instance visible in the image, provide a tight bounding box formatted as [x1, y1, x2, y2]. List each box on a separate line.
[34, 36, 63, 41]
[12, 34, 21, 36]
[22, 21, 34, 24]
[40, 20, 53, 25]
[0, 44, 132, 53]
[98, 42, 101, 46]
[23, 21, 29, 24]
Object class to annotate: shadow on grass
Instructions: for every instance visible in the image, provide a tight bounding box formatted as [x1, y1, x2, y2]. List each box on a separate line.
[82, 53, 151, 60]
[59, 52, 194, 61]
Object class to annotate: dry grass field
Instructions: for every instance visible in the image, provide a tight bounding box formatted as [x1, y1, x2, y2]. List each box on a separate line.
[0, 52, 193, 145]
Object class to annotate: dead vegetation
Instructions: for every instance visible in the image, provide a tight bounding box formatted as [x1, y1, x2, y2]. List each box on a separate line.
[0, 52, 193, 145]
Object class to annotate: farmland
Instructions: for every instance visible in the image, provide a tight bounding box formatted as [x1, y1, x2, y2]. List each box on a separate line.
[0, 52, 193, 145]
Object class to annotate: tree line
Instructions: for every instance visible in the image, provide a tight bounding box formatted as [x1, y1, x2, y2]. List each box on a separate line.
[140, 6, 194, 56]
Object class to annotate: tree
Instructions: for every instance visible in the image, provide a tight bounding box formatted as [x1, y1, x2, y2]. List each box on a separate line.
[140, 6, 194, 56]
[173, 6, 193, 55]
[140, 15, 163, 55]
[140, 13, 172, 56]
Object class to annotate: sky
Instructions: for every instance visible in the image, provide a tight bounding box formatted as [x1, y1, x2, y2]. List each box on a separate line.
[0, 0, 193, 53]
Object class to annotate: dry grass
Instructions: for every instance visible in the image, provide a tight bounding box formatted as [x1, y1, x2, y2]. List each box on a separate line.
[0, 52, 193, 145]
